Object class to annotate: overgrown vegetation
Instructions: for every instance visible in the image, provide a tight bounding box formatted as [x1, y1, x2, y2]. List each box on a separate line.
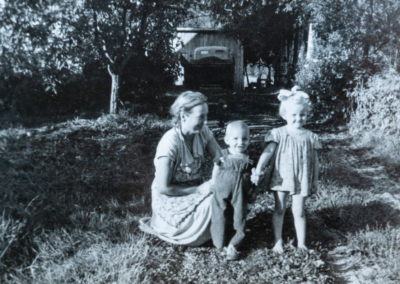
[347, 67, 400, 168]
[0, 113, 170, 281]
[1, 103, 400, 283]
[1, 1, 400, 282]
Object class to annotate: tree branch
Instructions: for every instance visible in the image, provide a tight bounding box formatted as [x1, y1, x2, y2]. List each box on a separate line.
[93, 8, 115, 65]
[120, 50, 134, 71]
[103, 42, 115, 65]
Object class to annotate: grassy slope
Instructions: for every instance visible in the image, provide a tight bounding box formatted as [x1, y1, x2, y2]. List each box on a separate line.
[1, 108, 399, 283]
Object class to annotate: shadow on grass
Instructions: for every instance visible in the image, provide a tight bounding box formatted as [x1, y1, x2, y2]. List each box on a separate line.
[319, 145, 384, 190]
[241, 199, 400, 254]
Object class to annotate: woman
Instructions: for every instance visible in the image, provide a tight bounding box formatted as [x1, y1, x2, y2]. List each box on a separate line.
[139, 91, 222, 246]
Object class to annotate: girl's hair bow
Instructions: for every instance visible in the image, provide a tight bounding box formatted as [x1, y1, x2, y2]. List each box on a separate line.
[278, 86, 309, 102]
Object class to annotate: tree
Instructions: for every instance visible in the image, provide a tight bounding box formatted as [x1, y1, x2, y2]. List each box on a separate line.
[204, 0, 306, 86]
[0, 0, 197, 114]
[0, 0, 85, 114]
[294, 0, 400, 68]
[82, 0, 196, 113]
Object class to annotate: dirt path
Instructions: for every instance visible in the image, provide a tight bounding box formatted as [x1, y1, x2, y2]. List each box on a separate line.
[319, 133, 400, 283]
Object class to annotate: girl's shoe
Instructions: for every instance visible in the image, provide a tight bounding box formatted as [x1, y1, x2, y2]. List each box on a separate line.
[226, 244, 239, 261]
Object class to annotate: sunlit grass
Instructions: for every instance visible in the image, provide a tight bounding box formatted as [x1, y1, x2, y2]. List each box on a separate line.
[1, 112, 400, 283]
[345, 225, 400, 283]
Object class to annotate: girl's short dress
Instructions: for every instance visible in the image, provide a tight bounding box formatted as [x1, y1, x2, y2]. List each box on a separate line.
[265, 126, 322, 196]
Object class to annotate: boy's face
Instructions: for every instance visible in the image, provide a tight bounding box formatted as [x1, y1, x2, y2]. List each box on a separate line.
[224, 126, 250, 154]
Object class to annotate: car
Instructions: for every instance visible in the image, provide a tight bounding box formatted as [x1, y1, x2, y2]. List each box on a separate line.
[181, 46, 234, 90]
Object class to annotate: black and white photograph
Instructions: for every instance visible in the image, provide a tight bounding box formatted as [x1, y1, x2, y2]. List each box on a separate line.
[1, 0, 400, 283]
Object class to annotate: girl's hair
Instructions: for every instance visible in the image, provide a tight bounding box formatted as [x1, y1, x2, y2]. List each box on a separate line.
[170, 91, 208, 127]
[278, 86, 311, 118]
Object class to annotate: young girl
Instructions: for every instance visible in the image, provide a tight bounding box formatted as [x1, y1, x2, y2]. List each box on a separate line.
[252, 86, 321, 253]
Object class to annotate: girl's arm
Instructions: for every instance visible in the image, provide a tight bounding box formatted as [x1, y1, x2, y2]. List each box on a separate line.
[255, 142, 277, 174]
[251, 142, 276, 185]
[155, 157, 198, 196]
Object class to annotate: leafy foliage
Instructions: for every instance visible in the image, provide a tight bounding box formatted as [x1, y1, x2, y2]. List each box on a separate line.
[348, 68, 400, 137]
[0, 0, 198, 114]
[310, 0, 400, 65]
[346, 67, 400, 168]
[295, 42, 353, 122]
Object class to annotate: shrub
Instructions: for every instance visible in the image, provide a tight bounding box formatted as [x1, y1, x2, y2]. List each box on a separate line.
[347, 68, 400, 136]
[295, 53, 352, 122]
[347, 68, 400, 164]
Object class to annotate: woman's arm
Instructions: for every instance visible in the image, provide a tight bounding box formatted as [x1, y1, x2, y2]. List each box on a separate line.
[155, 157, 198, 196]
[313, 151, 320, 188]
[206, 136, 222, 160]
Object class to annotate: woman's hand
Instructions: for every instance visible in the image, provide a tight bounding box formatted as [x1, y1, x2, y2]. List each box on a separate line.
[197, 180, 212, 195]
[155, 157, 198, 196]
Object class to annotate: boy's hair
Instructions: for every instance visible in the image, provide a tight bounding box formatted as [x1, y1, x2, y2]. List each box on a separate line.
[278, 86, 311, 118]
[225, 121, 249, 137]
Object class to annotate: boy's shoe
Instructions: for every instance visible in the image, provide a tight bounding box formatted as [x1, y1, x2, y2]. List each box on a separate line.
[226, 244, 239, 261]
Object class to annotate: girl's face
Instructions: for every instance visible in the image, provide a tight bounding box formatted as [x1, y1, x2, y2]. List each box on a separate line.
[181, 103, 208, 135]
[283, 102, 308, 129]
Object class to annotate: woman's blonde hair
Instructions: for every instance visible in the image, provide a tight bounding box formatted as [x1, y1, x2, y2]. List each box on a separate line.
[170, 91, 208, 127]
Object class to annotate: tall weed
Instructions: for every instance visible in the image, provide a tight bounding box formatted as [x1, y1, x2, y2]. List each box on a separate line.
[346, 225, 400, 283]
[347, 68, 400, 165]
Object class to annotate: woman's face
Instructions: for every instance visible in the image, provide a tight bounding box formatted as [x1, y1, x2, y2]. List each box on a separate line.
[181, 103, 208, 135]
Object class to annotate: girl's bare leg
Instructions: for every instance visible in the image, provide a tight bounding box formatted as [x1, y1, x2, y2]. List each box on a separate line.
[292, 195, 308, 251]
[272, 191, 288, 253]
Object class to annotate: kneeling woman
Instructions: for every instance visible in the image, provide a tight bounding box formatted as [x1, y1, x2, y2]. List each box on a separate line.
[139, 91, 222, 246]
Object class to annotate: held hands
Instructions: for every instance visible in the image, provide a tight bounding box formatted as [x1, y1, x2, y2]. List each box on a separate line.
[251, 168, 264, 186]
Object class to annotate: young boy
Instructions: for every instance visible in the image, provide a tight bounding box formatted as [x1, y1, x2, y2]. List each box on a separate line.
[210, 121, 254, 260]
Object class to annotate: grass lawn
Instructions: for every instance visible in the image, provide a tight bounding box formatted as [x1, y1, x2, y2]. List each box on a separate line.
[1, 98, 400, 283]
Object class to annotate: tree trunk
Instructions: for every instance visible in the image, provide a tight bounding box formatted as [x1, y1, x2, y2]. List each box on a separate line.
[293, 25, 299, 67]
[267, 65, 272, 86]
[306, 23, 314, 61]
[364, 0, 374, 60]
[245, 65, 250, 87]
[108, 65, 120, 114]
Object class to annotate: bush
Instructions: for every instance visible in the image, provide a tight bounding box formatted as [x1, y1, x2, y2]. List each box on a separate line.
[348, 68, 400, 136]
[347, 68, 400, 164]
[294, 53, 352, 122]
